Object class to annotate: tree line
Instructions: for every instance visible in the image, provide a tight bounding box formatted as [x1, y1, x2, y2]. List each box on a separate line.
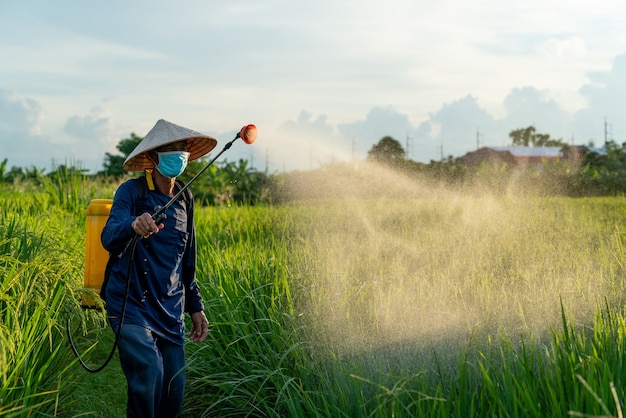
[1, 125, 625, 203]
[365, 126, 618, 196]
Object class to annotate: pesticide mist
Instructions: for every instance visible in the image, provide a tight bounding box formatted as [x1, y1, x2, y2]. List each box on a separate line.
[285, 162, 625, 364]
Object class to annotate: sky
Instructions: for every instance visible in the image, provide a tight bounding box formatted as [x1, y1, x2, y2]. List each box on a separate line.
[1, 0, 626, 174]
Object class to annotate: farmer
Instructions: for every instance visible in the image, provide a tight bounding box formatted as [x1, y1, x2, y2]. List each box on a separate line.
[101, 119, 217, 418]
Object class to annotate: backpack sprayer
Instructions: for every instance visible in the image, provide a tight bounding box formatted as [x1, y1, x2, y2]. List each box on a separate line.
[67, 124, 258, 373]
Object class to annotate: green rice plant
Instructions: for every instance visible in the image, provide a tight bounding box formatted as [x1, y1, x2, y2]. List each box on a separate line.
[59, 193, 626, 416]
[183, 205, 313, 417]
[549, 301, 626, 417]
[456, 301, 626, 418]
[0, 207, 87, 416]
[40, 164, 89, 215]
[278, 195, 626, 417]
[6, 169, 626, 417]
[38, 165, 119, 217]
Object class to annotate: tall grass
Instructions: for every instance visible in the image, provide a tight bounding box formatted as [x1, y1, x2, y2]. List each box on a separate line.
[179, 195, 626, 417]
[0, 192, 88, 416]
[281, 195, 626, 417]
[183, 206, 309, 417]
[5, 171, 626, 416]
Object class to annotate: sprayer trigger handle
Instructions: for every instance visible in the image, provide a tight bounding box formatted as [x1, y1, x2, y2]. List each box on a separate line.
[152, 206, 166, 224]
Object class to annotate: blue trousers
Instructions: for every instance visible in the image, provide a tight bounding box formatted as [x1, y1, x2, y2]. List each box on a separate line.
[117, 324, 186, 418]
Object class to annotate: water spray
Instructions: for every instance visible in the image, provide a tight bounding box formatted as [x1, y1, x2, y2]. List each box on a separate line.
[67, 124, 257, 373]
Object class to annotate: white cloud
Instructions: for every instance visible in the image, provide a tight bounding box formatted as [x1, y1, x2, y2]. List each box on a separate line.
[0, 89, 56, 170]
[502, 87, 571, 138]
[573, 53, 626, 142]
[1, 0, 626, 172]
[0, 89, 42, 135]
[537, 37, 587, 59]
[64, 107, 111, 140]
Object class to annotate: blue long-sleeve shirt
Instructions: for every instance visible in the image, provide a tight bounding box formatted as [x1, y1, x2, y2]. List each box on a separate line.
[101, 178, 204, 345]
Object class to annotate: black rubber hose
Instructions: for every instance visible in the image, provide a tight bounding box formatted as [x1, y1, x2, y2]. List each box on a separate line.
[67, 235, 139, 373]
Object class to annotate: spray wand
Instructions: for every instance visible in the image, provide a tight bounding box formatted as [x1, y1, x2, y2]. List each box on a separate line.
[67, 124, 257, 373]
[153, 124, 257, 223]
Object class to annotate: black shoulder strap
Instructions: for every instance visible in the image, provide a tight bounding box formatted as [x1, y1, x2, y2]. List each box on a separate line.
[137, 175, 148, 214]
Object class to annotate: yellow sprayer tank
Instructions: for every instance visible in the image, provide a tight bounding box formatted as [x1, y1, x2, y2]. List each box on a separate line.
[82, 199, 113, 308]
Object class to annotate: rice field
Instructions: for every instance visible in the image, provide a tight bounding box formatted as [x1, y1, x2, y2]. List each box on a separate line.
[4, 169, 626, 417]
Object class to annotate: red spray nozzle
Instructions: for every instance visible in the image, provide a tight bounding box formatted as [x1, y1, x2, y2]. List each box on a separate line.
[239, 124, 257, 144]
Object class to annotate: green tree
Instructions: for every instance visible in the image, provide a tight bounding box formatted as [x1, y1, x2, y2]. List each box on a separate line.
[367, 136, 405, 165]
[181, 158, 270, 206]
[0, 158, 7, 182]
[573, 141, 626, 195]
[509, 126, 566, 147]
[102, 133, 143, 177]
[0, 158, 47, 184]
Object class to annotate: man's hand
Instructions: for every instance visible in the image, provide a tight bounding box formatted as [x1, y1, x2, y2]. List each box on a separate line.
[131, 213, 164, 238]
[189, 311, 209, 343]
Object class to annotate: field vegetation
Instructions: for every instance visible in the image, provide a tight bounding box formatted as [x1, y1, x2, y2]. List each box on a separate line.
[4, 155, 626, 416]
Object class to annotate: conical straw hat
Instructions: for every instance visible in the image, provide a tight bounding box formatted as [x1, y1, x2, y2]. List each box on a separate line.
[123, 119, 218, 171]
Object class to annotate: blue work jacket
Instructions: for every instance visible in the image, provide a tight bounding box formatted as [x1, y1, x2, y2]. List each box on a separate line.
[101, 178, 204, 345]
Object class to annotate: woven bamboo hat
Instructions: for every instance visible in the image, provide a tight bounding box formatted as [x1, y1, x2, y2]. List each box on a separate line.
[123, 119, 217, 171]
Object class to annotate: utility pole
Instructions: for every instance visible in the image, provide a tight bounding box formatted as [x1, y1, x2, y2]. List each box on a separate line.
[604, 117, 612, 147]
[476, 127, 481, 150]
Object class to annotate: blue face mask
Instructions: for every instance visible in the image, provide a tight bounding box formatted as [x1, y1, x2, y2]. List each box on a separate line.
[155, 151, 190, 178]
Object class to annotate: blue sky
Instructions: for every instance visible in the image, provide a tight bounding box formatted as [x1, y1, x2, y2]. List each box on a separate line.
[1, 0, 626, 173]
